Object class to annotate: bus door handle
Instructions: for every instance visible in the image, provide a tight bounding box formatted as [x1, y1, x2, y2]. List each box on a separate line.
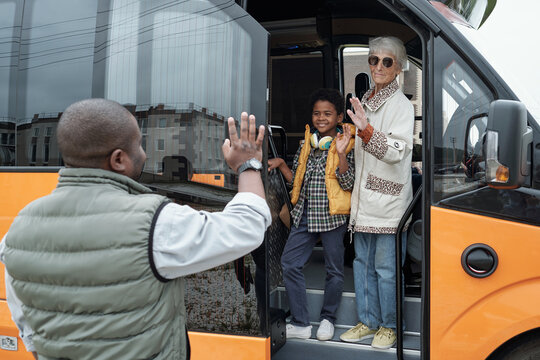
[461, 244, 498, 278]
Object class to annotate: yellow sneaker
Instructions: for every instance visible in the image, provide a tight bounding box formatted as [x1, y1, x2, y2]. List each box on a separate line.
[371, 326, 396, 349]
[339, 322, 377, 343]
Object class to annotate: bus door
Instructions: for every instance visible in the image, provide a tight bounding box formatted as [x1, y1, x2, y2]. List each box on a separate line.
[262, 1, 426, 359]
[0, 1, 271, 359]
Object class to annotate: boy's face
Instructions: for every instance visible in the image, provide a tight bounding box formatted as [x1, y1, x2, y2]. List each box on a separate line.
[312, 100, 343, 137]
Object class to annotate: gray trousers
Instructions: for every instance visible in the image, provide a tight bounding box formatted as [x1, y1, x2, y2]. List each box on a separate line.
[281, 207, 346, 326]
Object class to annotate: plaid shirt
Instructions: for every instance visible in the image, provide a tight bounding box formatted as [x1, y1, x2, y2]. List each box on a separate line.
[289, 141, 355, 232]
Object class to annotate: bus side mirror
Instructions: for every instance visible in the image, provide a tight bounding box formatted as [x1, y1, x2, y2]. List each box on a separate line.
[484, 99, 533, 189]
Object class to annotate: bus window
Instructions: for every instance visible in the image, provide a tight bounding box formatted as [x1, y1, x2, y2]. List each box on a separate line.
[1, 0, 270, 341]
[341, 46, 422, 117]
[92, 0, 269, 337]
[432, 36, 538, 224]
[341, 45, 423, 168]
[15, 0, 98, 167]
[432, 38, 493, 203]
[270, 52, 324, 164]
[0, 1, 19, 167]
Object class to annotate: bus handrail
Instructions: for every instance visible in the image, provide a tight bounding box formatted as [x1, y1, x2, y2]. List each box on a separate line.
[395, 184, 422, 360]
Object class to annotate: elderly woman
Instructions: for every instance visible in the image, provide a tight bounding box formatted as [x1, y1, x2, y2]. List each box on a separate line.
[339, 36, 414, 349]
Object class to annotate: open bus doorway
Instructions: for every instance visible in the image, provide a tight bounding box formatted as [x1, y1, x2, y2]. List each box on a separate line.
[262, 7, 426, 356]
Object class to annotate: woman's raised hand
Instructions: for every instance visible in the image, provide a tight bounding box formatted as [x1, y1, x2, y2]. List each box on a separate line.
[347, 96, 368, 131]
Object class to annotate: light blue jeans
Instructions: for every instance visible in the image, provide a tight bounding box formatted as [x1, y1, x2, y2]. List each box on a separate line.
[353, 232, 406, 331]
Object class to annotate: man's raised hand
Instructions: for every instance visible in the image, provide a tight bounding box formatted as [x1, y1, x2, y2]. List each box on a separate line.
[222, 112, 265, 172]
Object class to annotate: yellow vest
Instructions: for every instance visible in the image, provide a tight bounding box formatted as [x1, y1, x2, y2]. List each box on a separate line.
[290, 123, 355, 215]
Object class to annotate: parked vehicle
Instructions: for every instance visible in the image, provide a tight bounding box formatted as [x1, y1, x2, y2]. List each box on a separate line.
[1, 1, 538, 359]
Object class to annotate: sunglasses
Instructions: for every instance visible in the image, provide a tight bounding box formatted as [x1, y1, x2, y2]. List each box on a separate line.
[368, 55, 394, 68]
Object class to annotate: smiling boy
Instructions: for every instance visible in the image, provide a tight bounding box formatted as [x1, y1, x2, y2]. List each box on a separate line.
[268, 88, 355, 341]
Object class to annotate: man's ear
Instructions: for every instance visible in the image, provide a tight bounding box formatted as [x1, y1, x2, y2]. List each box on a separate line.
[108, 148, 129, 173]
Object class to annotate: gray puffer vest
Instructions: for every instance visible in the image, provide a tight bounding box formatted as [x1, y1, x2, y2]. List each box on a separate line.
[4, 168, 187, 360]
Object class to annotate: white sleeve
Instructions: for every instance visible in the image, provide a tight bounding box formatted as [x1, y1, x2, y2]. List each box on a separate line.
[152, 192, 272, 279]
[0, 237, 36, 353]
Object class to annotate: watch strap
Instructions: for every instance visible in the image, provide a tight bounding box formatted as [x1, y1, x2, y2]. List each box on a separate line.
[237, 158, 262, 174]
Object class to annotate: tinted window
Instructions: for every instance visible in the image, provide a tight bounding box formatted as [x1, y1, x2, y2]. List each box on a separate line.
[1, 0, 269, 337]
[341, 46, 423, 166]
[432, 37, 493, 202]
[13, 0, 98, 166]
[433, 37, 540, 225]
[0, 1, 22, 166]
[270, 53, 323, 163]
[94, 0, 267, 192]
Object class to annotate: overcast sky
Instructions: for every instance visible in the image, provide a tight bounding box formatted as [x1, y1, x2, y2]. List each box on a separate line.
[462, 0, 540, 120]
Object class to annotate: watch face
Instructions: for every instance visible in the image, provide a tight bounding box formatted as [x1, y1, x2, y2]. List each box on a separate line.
[249, 158, 263, 170]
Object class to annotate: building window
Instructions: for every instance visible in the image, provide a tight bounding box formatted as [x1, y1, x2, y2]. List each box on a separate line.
[139, 118, 147, 134]
[156, 139, 165, 151]
[30, 144, 37, 163]
[46, 127, 53, 136]
[43, 143, 50, 163]
[33, 127, 40, 137]
[159, 118, 167, 128]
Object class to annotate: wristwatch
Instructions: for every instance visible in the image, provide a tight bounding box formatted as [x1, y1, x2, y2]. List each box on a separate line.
[237, 158, 263, 174]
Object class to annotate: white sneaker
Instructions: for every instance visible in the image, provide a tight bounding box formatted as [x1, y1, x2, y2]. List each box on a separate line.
[286, 323, 312, 339]
[316, 319, 334, 341]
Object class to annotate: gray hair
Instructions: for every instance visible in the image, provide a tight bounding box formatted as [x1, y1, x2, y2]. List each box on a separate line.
[368, 36, 407, 70]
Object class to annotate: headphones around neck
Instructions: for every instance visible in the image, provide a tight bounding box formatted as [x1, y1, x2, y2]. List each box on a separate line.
[310, 126, 343, 151]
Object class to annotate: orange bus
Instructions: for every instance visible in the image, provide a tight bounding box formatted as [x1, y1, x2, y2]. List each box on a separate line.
[1, 0, 539, 359]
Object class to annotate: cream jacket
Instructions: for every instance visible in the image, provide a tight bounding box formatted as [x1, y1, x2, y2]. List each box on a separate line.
[349, 79, 414, 234]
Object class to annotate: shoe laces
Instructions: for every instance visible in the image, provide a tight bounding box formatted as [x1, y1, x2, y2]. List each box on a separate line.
[378, 327, 394, 339]
[352, 322, 369, 333]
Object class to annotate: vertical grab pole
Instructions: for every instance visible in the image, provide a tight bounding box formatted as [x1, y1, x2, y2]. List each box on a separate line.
[395, 185, 422, 360]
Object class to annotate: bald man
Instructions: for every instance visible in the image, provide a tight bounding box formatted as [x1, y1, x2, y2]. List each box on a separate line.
[0, 99, 271, 360]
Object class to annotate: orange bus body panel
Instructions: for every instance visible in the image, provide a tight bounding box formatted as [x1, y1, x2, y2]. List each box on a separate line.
[0, 173, 59, 358]
[431, 206, 540, 360]
[0, 173, 59, 300]
[0, 172, 59, 238]
[189, 332, 270, 360]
